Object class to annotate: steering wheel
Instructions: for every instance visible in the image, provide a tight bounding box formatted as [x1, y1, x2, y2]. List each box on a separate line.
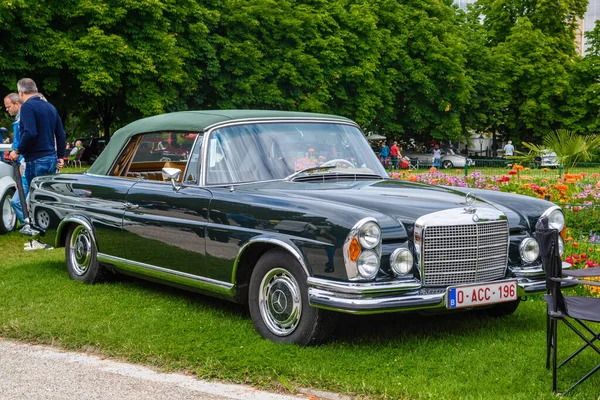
[320, 159, 356, 168]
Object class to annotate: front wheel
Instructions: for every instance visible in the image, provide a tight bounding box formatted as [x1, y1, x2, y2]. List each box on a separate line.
[65, 224, 106, 283]
[0, 188, 17, 234]
[249, 249, 337, 345]
[442, 160, 454, 169]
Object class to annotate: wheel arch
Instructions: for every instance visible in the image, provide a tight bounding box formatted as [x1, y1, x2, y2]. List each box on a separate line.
[232, 237, 310, 304]
[56, 215, 96, 249]
[0, 175, 16, 197]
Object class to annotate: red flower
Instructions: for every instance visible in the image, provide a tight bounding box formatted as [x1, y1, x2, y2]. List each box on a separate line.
[566, 256, 574, 264]
[580, 254, 588, 260]
[508, 170, 517, 175]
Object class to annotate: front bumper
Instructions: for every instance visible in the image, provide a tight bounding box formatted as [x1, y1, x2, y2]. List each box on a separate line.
[308, 262, 574, 314]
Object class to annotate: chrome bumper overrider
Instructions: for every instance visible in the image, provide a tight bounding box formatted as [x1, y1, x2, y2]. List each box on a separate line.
[307, 262, 574, 314]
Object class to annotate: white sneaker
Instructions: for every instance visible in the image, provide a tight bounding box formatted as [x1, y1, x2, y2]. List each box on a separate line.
[24, 240, 53, 251]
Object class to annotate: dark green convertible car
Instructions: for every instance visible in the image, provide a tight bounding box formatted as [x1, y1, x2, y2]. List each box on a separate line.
[29, 110, 568, 344]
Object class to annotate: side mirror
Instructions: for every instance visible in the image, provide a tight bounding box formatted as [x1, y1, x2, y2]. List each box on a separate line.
[162, 167, 182, 191]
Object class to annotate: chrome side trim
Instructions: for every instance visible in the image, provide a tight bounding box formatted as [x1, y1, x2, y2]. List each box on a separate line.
[232, 237, 311, 283]
[56, 215, 96, 249]
[98, 253, 234, 296]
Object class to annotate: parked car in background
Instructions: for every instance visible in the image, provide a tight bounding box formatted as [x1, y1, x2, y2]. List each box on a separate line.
[75, 137, 108, 164]
[29, 110, 568, 344]
[403, 147, 474, 169]
[0, 143, 17, 234]
[535, 150, 559, 168]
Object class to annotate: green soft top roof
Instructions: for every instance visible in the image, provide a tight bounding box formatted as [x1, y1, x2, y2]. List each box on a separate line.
[87, 110, 352, 175]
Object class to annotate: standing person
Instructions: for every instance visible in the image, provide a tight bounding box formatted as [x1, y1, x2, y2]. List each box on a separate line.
[4, 93, 28, 226]
[390, 141, 399, 170]
[9, 78, 66, 249]
[503, 140, 515, 157]
[380, 141, 390, 169]
[432, 144, 441, 169]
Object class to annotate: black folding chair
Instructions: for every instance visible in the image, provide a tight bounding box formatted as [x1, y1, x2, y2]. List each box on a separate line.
[537, 217, 600, 395]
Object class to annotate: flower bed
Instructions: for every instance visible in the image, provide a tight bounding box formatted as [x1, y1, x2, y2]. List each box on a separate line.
[390, 165, 600, 295]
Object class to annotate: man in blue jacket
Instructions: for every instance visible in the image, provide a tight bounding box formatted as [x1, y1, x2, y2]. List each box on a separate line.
[9, 78, 66, 185]
[9, 78, 66, 249]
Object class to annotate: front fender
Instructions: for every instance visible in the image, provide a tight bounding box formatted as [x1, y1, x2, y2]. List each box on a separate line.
[0, 175, 16, 197]
[56, 215, 96, 249]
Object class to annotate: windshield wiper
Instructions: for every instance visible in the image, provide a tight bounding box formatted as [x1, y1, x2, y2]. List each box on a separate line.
[283, 166, 337, 182]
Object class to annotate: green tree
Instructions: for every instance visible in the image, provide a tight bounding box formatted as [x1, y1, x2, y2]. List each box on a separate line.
[469, 0, 587, 142]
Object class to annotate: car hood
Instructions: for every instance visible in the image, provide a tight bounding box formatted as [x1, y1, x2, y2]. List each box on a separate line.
[237, 179, 544, 239]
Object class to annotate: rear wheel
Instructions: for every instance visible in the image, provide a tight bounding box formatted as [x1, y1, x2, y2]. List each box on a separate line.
[0, 188, 17, 234]
[249, 249, 337, 345]
[65, 224, 106, 283]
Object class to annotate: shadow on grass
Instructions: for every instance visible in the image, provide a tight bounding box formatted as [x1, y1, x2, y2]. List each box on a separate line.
[22, 255, 542, 345]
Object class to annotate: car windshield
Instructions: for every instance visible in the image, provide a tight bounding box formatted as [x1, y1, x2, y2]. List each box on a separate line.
[205, 122, 386, 184]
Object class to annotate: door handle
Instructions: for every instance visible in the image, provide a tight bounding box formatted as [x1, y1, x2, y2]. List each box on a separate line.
[124, 202, 139, 210]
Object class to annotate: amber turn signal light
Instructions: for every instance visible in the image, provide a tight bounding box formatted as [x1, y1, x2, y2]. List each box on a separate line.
[349, 237, 361, 261]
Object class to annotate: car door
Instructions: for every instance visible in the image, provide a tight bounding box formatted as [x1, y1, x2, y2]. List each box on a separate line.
[122, 180, 212, 277]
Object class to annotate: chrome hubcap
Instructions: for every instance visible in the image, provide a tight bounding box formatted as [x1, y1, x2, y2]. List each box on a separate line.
[36, 210, 51, 229]
[69, 226, 93, 276]
[259, 268, 302, 336]
[2, 193, 16, 231]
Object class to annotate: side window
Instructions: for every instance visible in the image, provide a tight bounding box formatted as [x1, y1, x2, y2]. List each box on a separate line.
[109, 131, 199, 182]
[183, 134, 203, 184]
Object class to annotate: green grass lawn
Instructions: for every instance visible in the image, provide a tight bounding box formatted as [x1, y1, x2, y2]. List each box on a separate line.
[1, 231, 599, 399]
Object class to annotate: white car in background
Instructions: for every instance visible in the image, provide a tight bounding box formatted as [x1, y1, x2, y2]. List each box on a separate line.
[535, 150, 559, 168]
[0, 143, 17, 233]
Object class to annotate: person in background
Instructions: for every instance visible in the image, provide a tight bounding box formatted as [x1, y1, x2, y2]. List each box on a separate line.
[390, 141, 399, 170]
[503, 140, 515, 157]
[432, 144, 441, 169]
[380, 140, 390, 169]
[4, 92, 28, 225]
[9, 78, 66, 249]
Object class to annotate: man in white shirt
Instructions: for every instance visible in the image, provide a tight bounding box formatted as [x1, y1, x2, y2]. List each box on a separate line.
[503, 141, 514, 157]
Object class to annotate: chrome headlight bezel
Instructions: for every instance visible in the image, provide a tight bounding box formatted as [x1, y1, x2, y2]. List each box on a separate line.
[520, 237, 540, 263]
[390, 248, 414, 276]
[358, 221, 381, 249]
[343, 217, 382, 281]
[541, 206, 565, 232]
[357, 250, 380, 279]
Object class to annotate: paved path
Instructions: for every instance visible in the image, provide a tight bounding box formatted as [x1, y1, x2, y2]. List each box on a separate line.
[0, 339, 334, 400]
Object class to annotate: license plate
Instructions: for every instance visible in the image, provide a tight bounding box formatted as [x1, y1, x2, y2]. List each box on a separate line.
[446, 280, 517, 309]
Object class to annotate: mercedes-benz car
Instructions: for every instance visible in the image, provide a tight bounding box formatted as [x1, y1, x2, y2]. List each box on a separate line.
[28, 110, 568, 344]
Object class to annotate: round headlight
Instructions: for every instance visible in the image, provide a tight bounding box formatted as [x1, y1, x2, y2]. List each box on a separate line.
[390, 248, 414, 276]
[358, 222, 381, 249]
[357, 250, 380, 279]
[520, 237, 540, 263]
[547, 209, 565, 232]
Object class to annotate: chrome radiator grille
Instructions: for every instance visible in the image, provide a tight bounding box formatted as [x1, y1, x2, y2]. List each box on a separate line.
[421, 220, 509, 286]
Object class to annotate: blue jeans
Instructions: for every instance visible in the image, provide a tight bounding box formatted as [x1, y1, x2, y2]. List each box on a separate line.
[433, 158, 441, 168]
[11, 155, 57, 224]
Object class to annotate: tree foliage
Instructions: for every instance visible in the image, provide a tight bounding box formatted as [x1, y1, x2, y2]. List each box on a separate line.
[0, 0, 598, 145]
